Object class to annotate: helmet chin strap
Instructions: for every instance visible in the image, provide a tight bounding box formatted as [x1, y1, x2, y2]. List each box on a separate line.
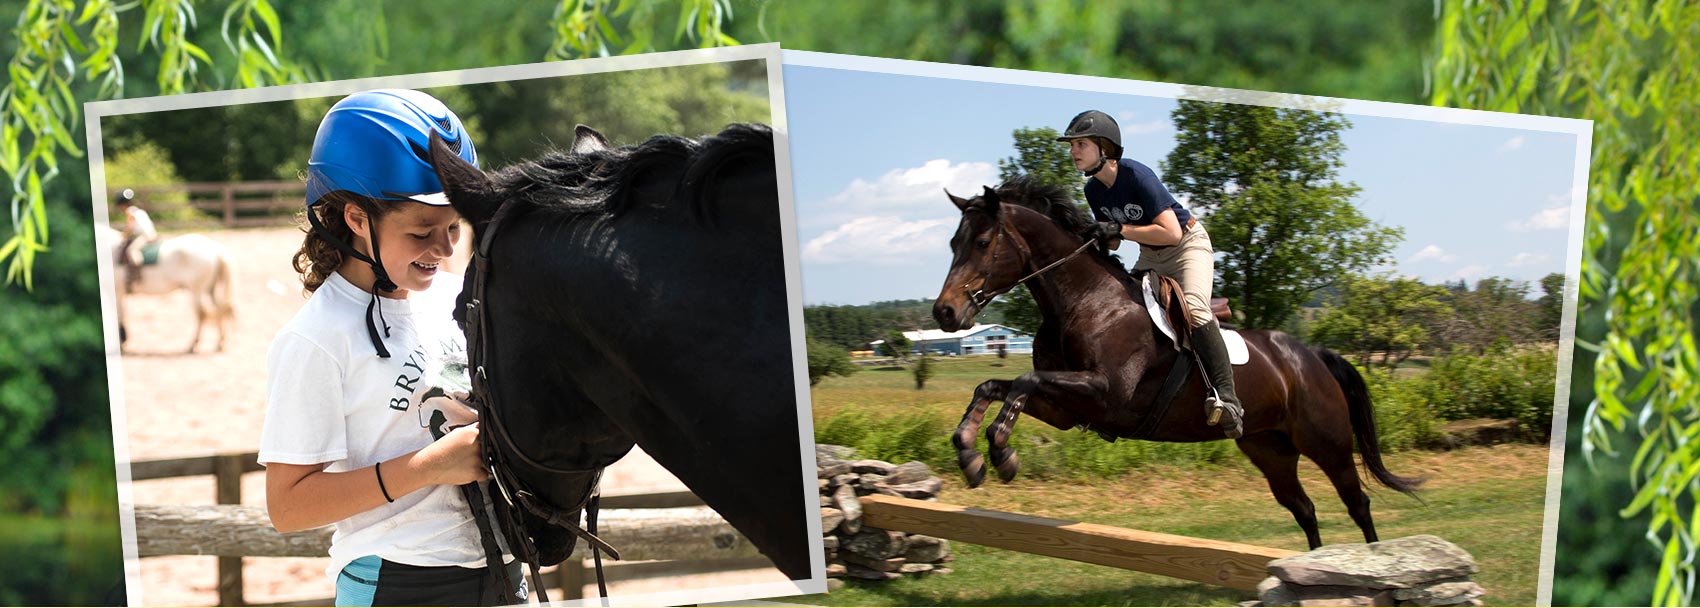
[307, 208, 397, 358]
[1082, 156, 1109, 177]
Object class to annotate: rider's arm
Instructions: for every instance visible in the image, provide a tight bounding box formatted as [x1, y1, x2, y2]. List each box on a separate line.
[265, 424, 487, 533]
[1121, 209, 1183, 247]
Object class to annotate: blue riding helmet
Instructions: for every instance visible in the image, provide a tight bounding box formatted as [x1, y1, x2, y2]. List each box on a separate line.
[306, 89, 478, 207]
[303, 89, 478, 359]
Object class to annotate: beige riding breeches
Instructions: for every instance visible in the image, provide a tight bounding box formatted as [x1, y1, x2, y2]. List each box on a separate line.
[1133, 221, 1217, 328]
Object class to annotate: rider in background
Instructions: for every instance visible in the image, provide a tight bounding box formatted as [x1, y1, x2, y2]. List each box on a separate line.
[258, 89, 517, 605]
[1058, 110, 1245, 439]
[115, 189, 156, 293]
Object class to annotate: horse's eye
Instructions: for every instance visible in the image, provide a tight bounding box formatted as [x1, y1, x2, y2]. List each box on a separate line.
[975, 239, 991, 249]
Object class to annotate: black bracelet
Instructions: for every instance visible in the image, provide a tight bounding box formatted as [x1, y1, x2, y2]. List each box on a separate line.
[375, 460, 395, 503]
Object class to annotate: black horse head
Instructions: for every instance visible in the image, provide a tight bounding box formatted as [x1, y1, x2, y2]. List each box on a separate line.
[427, 124, 813, 580]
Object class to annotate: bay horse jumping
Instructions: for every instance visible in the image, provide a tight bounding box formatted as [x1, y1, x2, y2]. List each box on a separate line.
[426, 123, 812, 586]
[930, 177, 1421, 549]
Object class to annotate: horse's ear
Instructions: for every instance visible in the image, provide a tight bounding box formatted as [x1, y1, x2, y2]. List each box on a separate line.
[981, 185, 1001, 203]
[429, 131, 500, 224]
[946, 189, 973, 211]
[571, 125, 610, 154]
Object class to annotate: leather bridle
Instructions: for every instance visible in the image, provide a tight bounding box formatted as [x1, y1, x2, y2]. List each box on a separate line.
[461, 199, 620, 604]
[958, 205, 1097, 311]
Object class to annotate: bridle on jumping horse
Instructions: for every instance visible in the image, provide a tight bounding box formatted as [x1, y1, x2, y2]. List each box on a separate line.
[461, 199, 621, 605]
[959, 204, 1098, 311]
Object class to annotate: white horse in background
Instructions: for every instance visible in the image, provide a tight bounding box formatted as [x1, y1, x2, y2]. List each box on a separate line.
[97, 225, 235, 353]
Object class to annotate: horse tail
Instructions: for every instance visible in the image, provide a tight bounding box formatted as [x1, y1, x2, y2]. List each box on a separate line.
[1315, 347, 1424, 498]
[211, 250, 234, 320]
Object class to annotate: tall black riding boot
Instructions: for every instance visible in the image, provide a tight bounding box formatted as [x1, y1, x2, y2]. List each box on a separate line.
[1192, 319, 1245, 439]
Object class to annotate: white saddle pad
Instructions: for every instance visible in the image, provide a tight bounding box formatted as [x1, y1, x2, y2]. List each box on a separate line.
[1222, 329, 1249, 365]
[1140, 275, 1250, 365]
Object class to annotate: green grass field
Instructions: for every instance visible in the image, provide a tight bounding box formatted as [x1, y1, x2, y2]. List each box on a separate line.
[788, 355, 1548, 606]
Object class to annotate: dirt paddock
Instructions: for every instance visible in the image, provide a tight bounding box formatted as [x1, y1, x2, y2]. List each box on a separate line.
[118, 226, 786, 606]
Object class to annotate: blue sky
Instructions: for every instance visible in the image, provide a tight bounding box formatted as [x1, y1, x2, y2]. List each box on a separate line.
[784, 65, 1580, 306]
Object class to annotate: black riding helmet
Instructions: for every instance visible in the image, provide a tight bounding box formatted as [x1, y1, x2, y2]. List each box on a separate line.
[114, 188, 136, 206]
[1056, 110, 1123, 176]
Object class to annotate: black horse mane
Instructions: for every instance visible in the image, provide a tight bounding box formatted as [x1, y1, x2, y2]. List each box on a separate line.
[488, 122, 772, 225]
[982, 175, 1127, 267]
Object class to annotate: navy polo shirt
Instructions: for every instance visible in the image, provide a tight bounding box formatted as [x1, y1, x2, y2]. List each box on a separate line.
[1084, 158, 1192, 227]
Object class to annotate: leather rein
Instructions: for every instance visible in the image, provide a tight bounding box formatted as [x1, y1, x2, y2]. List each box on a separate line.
[960, 208, 1098, 310]
[462, 199, 620, 604]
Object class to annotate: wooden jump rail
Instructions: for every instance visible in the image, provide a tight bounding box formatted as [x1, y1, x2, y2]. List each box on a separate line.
[131, 452, 765, 605]
[858, 494, 1298, 591]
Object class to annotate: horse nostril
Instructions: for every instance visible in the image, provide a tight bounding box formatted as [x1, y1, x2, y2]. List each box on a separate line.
[934, 305, 956, 329]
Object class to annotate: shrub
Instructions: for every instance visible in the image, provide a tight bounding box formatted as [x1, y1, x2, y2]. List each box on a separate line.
[102, 142, 207, 224]
[1359, 366, 1441, 450]
[814, 410, 953, 470]
[1421, 347, 1557, 440]
[806, 337, 858, 386]
[913, 354, 934, 389]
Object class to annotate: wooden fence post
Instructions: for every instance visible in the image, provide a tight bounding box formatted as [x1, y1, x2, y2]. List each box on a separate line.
[215, 453, 247, 607]
[221, 185, 236, 228]
[561, 560, 586, 600]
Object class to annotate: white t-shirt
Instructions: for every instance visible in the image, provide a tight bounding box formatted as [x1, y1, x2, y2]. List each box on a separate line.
[259, 270, 492, 580]
[124, 206, 155, 239]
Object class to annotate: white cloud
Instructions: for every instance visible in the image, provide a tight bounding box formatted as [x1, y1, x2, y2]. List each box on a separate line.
[1113, 111, 1169, 136]
[1452, 264, 1490, 280]
[1508, 252, 1550, 267]
[1497, 135, 1526, 154]
[1507, 206, 1570, 231]
[819, 159, 999, 212]
[1407, 245, 1457, 263]
[1124, 120, 1169, 135]
[802, 216, 957, 265]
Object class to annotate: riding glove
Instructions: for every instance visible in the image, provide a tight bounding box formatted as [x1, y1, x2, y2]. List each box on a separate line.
[1091, 220, 1123, 246]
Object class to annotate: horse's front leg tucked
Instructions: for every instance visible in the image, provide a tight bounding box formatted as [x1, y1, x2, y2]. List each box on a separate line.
[986, 370, 1111, 483]
[954, 379, 1010, 488]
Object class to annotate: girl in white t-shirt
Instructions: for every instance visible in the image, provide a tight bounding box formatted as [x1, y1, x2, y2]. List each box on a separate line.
[259, 89, 519, 606]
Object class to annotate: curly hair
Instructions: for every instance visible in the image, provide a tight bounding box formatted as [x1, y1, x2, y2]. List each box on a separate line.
[291, 192, 404, 294]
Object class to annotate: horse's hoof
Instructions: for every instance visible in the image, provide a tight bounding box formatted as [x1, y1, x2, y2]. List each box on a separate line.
[959, 452, 987, 488]
[990, 448, 1020, 484]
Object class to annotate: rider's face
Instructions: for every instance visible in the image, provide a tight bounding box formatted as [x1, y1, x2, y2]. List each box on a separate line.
[350, 202, 463, 298]
[1069, 138, 1103, 172]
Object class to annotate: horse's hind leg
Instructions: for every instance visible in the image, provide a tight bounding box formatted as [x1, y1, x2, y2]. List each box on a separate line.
[188, 290, 206, 354]
[1237, 433, 1323, 549]
[955, 379, 1009, 488]
[1311, 442, 1379, 543]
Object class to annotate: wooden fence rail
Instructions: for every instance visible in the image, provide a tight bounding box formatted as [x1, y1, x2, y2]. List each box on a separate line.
[131, 452, 763, 605]
[859, 494, 1297, 591]
[135, 504, 761, 562]
[123, 182, 304, 229]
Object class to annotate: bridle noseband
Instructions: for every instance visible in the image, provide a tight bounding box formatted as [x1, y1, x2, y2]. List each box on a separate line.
[462, 199, 620, 604]
[958, 205, 1098, 310]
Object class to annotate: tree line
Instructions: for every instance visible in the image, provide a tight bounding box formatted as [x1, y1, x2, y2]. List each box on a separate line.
[804, 298, 944, 351]
[1308, 272, 1564, 368]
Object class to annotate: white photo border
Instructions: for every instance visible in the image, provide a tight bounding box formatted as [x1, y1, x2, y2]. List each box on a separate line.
[781, 49, 1592, 608]
[87, 42, 825, 607]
